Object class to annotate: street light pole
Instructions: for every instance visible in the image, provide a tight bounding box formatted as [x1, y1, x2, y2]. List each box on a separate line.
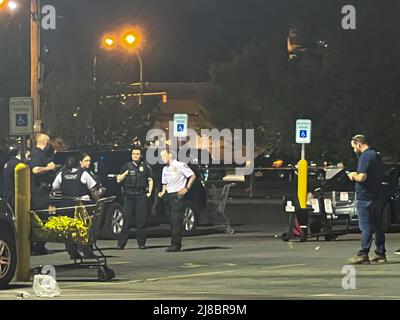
[135, 51, 143, 105]
[31, 0, 41, 129]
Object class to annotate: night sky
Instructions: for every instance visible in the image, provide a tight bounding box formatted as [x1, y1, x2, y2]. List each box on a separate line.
[2, 0, 295, 84]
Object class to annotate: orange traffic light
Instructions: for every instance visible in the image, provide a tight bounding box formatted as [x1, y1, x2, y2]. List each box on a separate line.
[162, 94, 168, 104]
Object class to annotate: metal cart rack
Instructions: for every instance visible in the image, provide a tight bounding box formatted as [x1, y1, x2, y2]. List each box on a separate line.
[281, 193, 350, 242]
[30, 196, 116, 281]
[205, 183, 235, 234]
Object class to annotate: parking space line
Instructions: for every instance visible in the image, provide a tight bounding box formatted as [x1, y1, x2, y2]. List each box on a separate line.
[260, 263, 307, 269]
[59, 264, 307, 290]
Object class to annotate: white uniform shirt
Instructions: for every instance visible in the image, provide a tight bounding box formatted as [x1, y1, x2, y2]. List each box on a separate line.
[162, 160, 195, 193]
[52, 168, 97, 191]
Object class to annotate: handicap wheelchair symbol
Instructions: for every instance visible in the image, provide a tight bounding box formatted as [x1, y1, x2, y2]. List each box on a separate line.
[299, 130, 307, 138]
[177, 124, 185, 132]
[16, 114, 28, 127]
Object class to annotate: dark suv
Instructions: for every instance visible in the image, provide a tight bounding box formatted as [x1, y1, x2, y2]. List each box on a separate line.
[0, 199, 16, 289]
[53, 147, 208, 240]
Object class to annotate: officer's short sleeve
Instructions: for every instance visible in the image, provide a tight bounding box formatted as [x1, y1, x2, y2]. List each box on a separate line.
[179, 163, 195, 178]
[29, 150, 50, 171]
[145, 162, 153, 179]
[81, 171, 97, 190]
[119, 163, 128, 175]
[357, 153, 372, 174]
[52, 172, 62, 190]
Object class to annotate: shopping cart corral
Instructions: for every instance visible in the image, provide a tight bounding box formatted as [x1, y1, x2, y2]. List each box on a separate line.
[30, 196, 116, 282]
[205, 183, 235, 234]
[281, 193, 350, 242]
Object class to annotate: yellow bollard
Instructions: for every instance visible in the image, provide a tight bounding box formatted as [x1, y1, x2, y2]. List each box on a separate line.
[15, 163, 31, 282]
[297, 159, 308, 209]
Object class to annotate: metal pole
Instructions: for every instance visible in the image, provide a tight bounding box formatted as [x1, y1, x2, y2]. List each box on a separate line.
[135, 51, 143, 105]
[92, 55, 97, 92]
[31, 0, 41, 125]
[15, 163, 31, 282]
[301, 143, 305, 160]
[20, 136, 26, 162]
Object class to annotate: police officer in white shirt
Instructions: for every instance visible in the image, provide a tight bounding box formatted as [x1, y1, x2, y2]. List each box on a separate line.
[158, 148, 196, 252]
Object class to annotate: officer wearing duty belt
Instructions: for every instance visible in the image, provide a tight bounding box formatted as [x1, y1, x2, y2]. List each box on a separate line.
[116, 148, 153, 250]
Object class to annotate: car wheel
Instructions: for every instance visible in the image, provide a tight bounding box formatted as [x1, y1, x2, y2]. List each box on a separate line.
[101, 203, 124, 240]
[382, 203, 392, 233]
[0, 228, 17, 289]
[183, 204, 198, 235]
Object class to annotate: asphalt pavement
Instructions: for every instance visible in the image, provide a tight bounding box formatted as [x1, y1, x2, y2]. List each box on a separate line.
[2, 194, 400, 301]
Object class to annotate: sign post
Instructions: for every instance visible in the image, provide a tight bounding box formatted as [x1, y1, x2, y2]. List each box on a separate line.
[9, 97, 34, 161]
[295, 119, 312, 209]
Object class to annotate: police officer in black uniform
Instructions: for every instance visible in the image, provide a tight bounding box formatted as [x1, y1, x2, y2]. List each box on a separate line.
[116, 148, 153, 250]
[52, 157, 99, 207]
[52, 156, 99, 259]
[28, 133, 57, 255]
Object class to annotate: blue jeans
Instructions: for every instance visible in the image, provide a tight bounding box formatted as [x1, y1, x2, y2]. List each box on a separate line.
[356, 199, 386, 256]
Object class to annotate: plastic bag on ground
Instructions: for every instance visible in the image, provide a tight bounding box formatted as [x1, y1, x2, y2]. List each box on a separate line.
[33, 274, 61, 298]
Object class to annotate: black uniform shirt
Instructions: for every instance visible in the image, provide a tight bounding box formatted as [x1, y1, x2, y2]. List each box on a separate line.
[119, 161, 152, 192]
[28, 147, 53, 187]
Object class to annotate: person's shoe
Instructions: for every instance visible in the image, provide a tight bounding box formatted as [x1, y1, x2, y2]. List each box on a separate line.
[395, 249, 400, 255]
[370, 254, 387, 263]
[348, 255, 370, 265]
[139, 245, 146, 250]
[117, 240, 127, 250]
[165, 246, 181, 252]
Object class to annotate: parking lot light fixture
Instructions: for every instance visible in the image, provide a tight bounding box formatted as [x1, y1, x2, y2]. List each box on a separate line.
[7, 1, 17, 11]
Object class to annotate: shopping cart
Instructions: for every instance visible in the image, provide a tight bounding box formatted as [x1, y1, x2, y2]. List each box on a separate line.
[30, 196, 116, 282]
[205, 183, 235, 234]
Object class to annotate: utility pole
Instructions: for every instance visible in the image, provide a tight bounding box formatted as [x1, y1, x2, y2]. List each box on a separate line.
[31, 0, 41, 131]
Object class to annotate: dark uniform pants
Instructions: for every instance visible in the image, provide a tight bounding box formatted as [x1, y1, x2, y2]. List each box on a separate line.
[163, 193, 185, 249]
[31, 185, 50, 253]
[120, 195, 148, 246]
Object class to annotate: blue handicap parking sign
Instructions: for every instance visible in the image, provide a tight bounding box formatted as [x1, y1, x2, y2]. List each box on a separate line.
[177, 124, 185, 132]
[16, 114, 28, 127]
[299, 130, 307, 138]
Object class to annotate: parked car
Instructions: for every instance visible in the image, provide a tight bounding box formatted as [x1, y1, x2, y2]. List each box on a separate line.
[253, 151, 295, 182]
[0, 198, 16, 289]
[52, 147, 208, 240]
[309, 163, 400, 231]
